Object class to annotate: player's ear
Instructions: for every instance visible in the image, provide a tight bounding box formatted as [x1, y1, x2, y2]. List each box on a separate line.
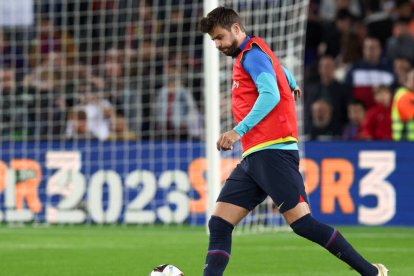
[231, 23, 241, 34]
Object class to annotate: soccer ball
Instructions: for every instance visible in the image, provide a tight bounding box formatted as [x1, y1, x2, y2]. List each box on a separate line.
[149, 264, 184, 276]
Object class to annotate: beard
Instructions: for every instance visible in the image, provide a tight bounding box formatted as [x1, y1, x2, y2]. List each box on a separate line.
[219, 38, 239, 57]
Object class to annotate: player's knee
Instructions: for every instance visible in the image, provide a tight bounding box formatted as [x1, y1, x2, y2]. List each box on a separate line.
[208, 215, 234, 236]
[290, 213, 314, 236]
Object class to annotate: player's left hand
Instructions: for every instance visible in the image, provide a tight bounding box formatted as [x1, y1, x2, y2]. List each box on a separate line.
[293, 86, 301, 101]
[216, 130, 241, 151]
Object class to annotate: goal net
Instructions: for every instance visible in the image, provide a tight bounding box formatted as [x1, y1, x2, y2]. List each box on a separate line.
[0, 0, 308, 228]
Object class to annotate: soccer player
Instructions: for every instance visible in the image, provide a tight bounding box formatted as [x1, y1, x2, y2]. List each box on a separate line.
[199, 7, 388, 276]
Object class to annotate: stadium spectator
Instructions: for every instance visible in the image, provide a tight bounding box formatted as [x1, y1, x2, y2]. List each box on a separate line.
[125, 0, 161, 49]
[160, 6, 192, 50]
[86, 0, 123, 63]
[103, 46, 141, 136]
[104, 47, 124, 80]
[23, 52, 66, 87]
[304, 1, 323, 69]
[344, 36, 394, 108]
[28, 17, 77, 68]
[22, 58, 66, 139]
[392, 69, 414, 141]
[67, 104, 136, 141]
[360, 85, 392, 140]
[320, 9, 356, 61]
[65, 107, 91, 139]
[0, 68, 28, 140]
[23, 51, 79, 108]
[152, 56, 202, 140]
[393, 0, 414, 31]
[306, 7, 364, 82]
[396, 0, 414, 38]
[66, 90, 113, 141]
[386, 16, 414, 64]
[305, 55, 350, 135]
[318, 0, 363, 21]
[107, 111, 138, 141]
[364, 0, 393, 48]
[336, 16, 366, 80]
[135, 38, 164, 85]
[160, 3, 204, 104]
[308, 99, 342, 140]
[76, 61, 106, 92]
[393, 56, 412, 89]
[134, 37, 166, 138]
[342, 99, 366, 140]
[24, 50, 104, 113]
[26, 86, 66, 139]
[0, 29, 26, 78]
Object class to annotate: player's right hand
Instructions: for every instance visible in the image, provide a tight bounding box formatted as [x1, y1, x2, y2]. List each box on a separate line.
[216, 130, 240, 151]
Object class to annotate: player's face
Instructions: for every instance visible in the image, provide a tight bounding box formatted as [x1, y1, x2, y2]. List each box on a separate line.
[209, 25, 239, 56]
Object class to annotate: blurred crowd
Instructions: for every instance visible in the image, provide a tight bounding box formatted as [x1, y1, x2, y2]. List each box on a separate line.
[0, 0, 204, 142]
[1, 0, 414, 142]
[305, 0, 414, 141]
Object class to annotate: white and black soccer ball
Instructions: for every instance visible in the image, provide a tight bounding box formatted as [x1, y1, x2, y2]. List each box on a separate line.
[150, 264, 184, 276]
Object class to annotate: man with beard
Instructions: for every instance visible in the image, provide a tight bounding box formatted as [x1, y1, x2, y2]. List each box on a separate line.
[199, 7, 387, 276]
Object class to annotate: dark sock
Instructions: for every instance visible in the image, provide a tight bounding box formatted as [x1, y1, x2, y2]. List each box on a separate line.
[204, 216, 234, 276]
[290, 214, 378, 276]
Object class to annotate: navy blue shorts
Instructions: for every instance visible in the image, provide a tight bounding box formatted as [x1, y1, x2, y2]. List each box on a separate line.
[217, 149, 308, 213]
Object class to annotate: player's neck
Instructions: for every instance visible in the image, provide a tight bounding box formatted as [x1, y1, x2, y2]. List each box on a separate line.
[237, 33, 247, 48]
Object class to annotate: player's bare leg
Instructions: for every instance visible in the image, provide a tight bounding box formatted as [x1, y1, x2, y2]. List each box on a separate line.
[213, 202, 250, 225]
[203, 202, 249, 276]
[283, 202, 381, 276]
[281, 201, 310, 224]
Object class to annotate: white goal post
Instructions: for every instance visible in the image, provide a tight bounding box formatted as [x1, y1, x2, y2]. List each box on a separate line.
[203, 0, 221, 227]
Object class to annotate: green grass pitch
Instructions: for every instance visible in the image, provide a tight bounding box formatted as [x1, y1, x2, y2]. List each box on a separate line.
[0, 225, 412, 275]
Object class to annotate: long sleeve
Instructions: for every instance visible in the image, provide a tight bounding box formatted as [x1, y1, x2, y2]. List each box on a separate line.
[233, 46, 281, 136]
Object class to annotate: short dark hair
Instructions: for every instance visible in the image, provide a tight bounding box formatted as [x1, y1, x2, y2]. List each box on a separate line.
[199, 7, 245, 34]
[68, 107, 87, 121]
[336, 9, 355, 21]
[348, 98, 366, 110]
[374, 84, 392, 94]
[395, 16, 411, 25]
